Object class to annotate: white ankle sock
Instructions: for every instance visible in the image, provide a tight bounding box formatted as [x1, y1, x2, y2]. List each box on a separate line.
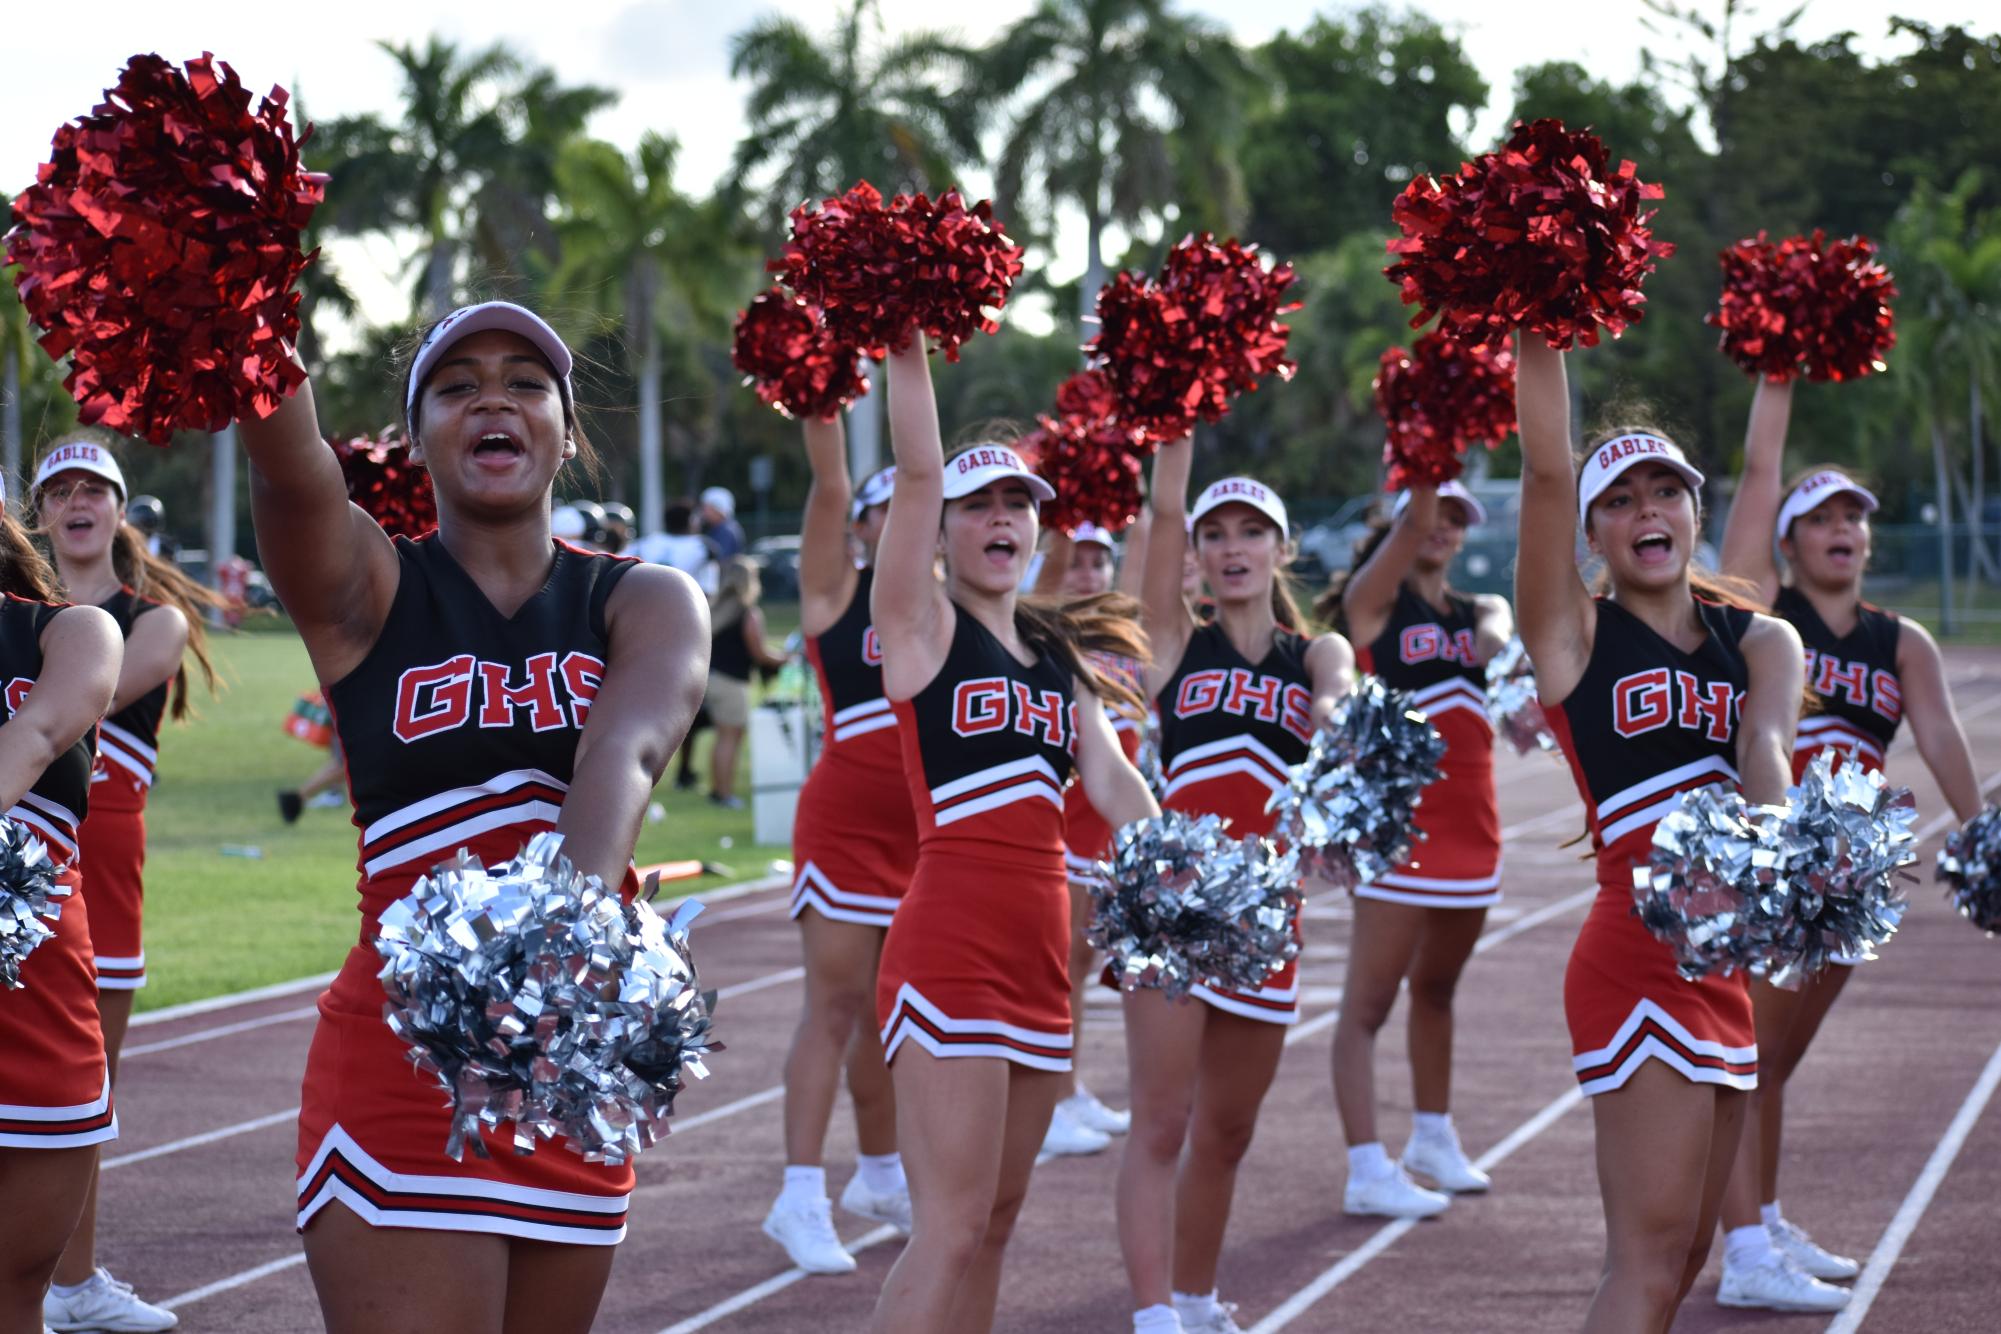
[1133, 1303, 1183, 1331]
[1172, 1289, 1220, 1319]
[855, 1151, 905, 1194]
[1412, 1111, 1453, 1142]
[780, 1164, 827, 1207]
[49, 1278, 88, 1298]
[1761, 1200, 1783, 1227]
[1347, 1141, 1394, 1180]
[1726, 1223, 1774, 1269]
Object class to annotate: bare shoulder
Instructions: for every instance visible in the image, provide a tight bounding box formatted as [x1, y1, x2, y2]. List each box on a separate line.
[1742, 610, 1804, 662]
[604, 560, 706, 632]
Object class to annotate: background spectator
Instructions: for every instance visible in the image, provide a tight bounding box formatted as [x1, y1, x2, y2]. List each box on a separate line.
[700, 485, 747, 560]
[634, 498, 720, 596]
[703, 555, 791, 809]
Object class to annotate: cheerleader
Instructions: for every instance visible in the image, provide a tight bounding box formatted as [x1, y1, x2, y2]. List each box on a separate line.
[869, 336, 1158, 1334]
[239, 301, 707, 1333]
[1316, 481, 1506, 1219]
[1708, 378, 1983, 1310]
[1123, 440, 1354, 1334]
[763, 421, 916, 1275]
[32, 437, 222, 1334]
[0, 502, 123, 1333]
[1514, 337, 1806, 1330]
[1035, 521, 1148, 1157]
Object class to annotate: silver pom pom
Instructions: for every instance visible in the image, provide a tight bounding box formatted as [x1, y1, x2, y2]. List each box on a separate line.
[1088, 810, 1300, 1000]
[1263, 676, 1446, 891]
[1939, 805, 2001, 935]
[375, 832, 723, 1164]
[1485, 637, 1559, 757]
[1636, 753, 1918, 985]
[0, 820, 60, 990]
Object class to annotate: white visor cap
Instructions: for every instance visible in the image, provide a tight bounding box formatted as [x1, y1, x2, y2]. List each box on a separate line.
[1070, 521, 1118, 551]
[406, 301, 574, 426]
[34, 439, 127, 503]
[942, 445, 1056, 503]
[1777, 469, 1878, 540]
[1391, 479, 1487, 528]
[1189, 477, 1289, 535]
[851, 466, 896, 520]
[1577, 433, 1705, 524]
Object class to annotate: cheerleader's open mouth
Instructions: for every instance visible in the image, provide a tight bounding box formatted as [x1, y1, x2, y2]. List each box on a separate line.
[983, 535, 1018, 567]
[472, 430, 525, 463]
[1632, 531, 1674, 566]
[1827, 542, 1856, 561]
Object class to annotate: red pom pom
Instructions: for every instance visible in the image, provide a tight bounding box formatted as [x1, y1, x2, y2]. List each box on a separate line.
[1022, 370, 1152, 533]
[731, 288, 868, 420]
[1087, 234, 1298, 445]
[1708, 230, 1896, 383]
[1384, 119, 1674, 350]
[331, 430, 436, 540]
[5, 53, 326, 445]
[769, 182, 1023, 362]
[1374, 332, 1517, 489]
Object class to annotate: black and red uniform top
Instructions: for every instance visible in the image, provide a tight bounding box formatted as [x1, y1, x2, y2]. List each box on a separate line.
[0, 595, 96, 866]
[1545, 598, 1750, 886]
[323, 535, 636, 1008]
[1157, 621, 1315, 837]
[92, 587, 170, 809]
[1355, 585, 1493, 755]
[893, 610, 1076, 872]
[1774, 587, 1901, 776]
[805, 567, 905, 784]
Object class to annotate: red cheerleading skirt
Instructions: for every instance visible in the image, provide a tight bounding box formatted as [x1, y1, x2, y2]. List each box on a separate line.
[877, 846, 1073, 1071]
[78, 783, 149, 991]
[1355, 711, 1502, 909]
[1565, 883, 1757, 1096]
[0, 866, 116, 1148]
[790, 753, 918, 930]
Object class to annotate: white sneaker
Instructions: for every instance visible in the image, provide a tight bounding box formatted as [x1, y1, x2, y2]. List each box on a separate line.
[1344, 1162, 1451, 1219]
[1062, 1088, 1131, 1136]
[1768, 1216, 1861, 1280]
[838, 1173, 913, 1234]
[305, 789, 346, 809]
[1718, 1253, 1851, 1312]
[1039, 1102, 1112, 1157]
[1172, 1295, 1244, 1334]
[1401, 1129, 1492, 1193]
[761, 1196, 858, 1275]
[44, 1268, 178, 1332]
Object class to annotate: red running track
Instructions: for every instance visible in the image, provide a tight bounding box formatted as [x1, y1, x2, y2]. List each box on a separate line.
[90, 647, 2001, 1332]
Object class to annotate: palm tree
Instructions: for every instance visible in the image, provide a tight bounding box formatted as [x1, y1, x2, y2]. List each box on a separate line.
[985, 0, 1253, 329]
[0, 275, 31, 502]
[547, 135, 748, 537]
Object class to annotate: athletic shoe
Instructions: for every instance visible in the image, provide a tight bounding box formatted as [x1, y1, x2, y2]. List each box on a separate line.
[1718, 1253, 1851, 1312]
[760, 1197, 857, 1275]
[1061, 1088, 1131, 1136]
[44, 1267, 179, 1332]
[1039, 1102, 1112, 1157]
[1769, 1217, 1861, 1280]
[1343, 1163, 1451, 1219]
[838, 1174, 913, 1234]
[1172, 1295, 1244, 1334]
[709, 793, 745, 810]
[1402, 1127, 1492, 1194]
[305, 789, 346, 810]
[276, 790, 302, 824]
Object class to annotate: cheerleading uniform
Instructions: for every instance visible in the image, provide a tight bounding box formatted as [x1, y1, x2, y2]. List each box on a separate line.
[0, 595, 113, 1149]
[77, 587, 169, 991]
[1157, 622, 1315, 1024]
[1546, 598, 1758, 1096]
[1354, 586, 1502, 907]
[876, 610, 1078, 1071]
[1775, 587, 1901, 778]
[296, 535, 639, 1244]
[790, 568, 919, 927]
[1063, 651, 1147, 890]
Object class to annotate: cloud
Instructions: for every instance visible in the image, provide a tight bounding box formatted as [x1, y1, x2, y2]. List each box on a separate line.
[601, 0, 742, 80]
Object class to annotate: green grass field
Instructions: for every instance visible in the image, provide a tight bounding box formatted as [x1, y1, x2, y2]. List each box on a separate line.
[136, 624, 798, 1012]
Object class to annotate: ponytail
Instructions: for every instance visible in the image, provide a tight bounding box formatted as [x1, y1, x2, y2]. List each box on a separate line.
[0, 514, 61, 602]
[110, 523, 227, 720]
[1016, 591, 1151, 714]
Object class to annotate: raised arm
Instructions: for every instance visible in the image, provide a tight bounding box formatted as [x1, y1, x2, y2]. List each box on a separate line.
[1033, 530, 1074, 597]
[1141, 435, 1196, 693]
[1512, 338, 1595, 704]
[557, 564, 709, 887]
[1898, 619, 1986, 821]
[797, 415, 860, 637]
[1073, 680, 1161, 832]
[0, 607, 121, 812]
[1341, 488, 1435, 648]
[1119, 507, 1151, 598]
[1736, 613, 1805, 806]
[869, 336, 954, 699]
[1718, 378, 1794, 604]
[239, 374, 399, 680]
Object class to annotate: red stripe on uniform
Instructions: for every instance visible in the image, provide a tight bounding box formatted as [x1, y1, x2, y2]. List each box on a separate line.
[299, 1150, 627, 1232]
[1573, 1015, 1759, 1086]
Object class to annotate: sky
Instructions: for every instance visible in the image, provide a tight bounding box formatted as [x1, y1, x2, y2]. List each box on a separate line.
[3, 0, 1989, 334]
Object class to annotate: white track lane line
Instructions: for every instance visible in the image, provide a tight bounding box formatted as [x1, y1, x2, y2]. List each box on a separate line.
[655, 1225, 902, 1334]
[1823, 1036, 2001, 1334]
[1248, 1085, 1587, 1333]
[124, 1005, 322, 1059]
[102, 1108, 300, 1170]
[160, 1253, 309, 1311]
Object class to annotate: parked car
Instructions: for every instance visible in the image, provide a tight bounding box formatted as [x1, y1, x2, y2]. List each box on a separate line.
[751, 534, 802, 602]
